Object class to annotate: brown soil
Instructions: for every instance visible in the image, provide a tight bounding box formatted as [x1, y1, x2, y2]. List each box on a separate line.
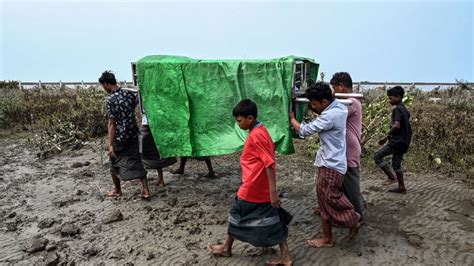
[0, 135, 473, 265]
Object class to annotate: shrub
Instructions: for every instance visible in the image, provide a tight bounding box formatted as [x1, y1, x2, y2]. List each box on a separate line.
[0, 86, 108, 157]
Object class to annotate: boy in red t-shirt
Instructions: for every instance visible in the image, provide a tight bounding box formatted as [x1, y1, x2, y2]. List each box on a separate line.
[207, 99, 292, 266]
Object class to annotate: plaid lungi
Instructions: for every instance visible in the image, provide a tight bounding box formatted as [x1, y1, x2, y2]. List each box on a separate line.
[316, 167, 360, 228]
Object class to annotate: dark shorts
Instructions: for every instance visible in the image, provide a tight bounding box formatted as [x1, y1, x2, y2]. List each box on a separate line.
[374, 144, 405, 173]
[110, 139, 147, 181]
[139, 125, 177, 169]
[227, 197, 292, 247]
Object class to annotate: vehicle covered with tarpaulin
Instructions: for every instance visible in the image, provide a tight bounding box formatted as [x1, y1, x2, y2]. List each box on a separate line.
[134, 55, 318, 158]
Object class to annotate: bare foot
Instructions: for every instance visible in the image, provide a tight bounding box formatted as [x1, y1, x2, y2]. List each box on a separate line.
[306, 239, 334, 248]
[106, 190, 122, 197]
[141, 189, 150, 200]
[388, 188, 406, 194]
[266, 256, 292, 266]
[207, 243, 231, 257]
[156, 179, 165, 188]
[170, 168, 184, 175]
[347, 222, 362, 241]
[382, 178, 397, 186]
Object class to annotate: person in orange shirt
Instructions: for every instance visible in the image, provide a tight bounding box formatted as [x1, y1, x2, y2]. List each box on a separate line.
[207, 99, 292, 266]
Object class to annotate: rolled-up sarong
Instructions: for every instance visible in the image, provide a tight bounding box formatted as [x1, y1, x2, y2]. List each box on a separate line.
[227, 197, 292, 247]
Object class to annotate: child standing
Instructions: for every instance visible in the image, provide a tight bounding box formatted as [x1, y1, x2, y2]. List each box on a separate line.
[290, 82, 360, 248]
[207, 99, 292, 266]
[374, 86, 412, 194]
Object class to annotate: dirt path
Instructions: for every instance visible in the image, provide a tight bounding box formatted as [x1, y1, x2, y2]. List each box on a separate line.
[0, 137, 473, 265]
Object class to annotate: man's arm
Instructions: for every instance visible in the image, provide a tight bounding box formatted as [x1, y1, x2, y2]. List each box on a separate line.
[378, 121, 400, 145]
[379, 108, 402, 145]
[253, 137, 280, 208]
[266, 167, 280, 208]
[289, 112, 301, 132]
[289, 111, 333, 138]
[108, 118, 117, 157]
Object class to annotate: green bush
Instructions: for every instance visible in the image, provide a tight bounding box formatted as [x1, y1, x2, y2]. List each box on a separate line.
[1, 83, 472, 173]
[0, 86, 108, 157]
[361, 84, 473, 174]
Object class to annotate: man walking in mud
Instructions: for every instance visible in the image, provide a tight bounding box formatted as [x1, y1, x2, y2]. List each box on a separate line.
[290, 82, 361, 248]
[330, 72, 366, 217]
[99, 71, 150, 199]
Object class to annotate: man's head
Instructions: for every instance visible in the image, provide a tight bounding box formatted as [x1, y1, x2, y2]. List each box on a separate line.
[305, 82, 334, 115]
[232, 99, 258, 130]
[330, 72, 353, 93]
[387, 86, 404, 105]
[99, 70, 117, 92]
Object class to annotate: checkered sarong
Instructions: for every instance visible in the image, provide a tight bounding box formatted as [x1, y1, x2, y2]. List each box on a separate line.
[316, 167, 360, 228]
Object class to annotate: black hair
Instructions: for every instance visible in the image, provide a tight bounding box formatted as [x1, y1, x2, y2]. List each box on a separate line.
[387, 86, 405, 98]
[98, 70, 117, 85]
[330, 72, 352, 88]
[232, 99, 258, 118]
[305, 82, 334, 103]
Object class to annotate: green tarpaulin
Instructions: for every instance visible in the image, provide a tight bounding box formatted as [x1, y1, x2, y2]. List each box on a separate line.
[137, 55, 318, 158]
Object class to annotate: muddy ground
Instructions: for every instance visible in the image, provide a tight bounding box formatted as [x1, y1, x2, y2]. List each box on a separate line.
[0, 134, 473, 265]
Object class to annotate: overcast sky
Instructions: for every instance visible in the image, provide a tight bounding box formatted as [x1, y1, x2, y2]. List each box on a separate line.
[1, 0, 472, 82]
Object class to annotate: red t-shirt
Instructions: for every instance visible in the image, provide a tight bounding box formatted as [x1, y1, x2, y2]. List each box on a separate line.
[237, 124, 276, 203]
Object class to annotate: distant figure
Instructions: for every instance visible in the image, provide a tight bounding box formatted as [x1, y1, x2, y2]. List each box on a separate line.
[374, 86, 412, 194]
[330, 72, 366, 216]
[207, 99, 292, 266]
[99, 71, 150, 199]
[290, 82, 361, 248]
[170, 157, 216, 178]
[139, 112, 177, 187]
